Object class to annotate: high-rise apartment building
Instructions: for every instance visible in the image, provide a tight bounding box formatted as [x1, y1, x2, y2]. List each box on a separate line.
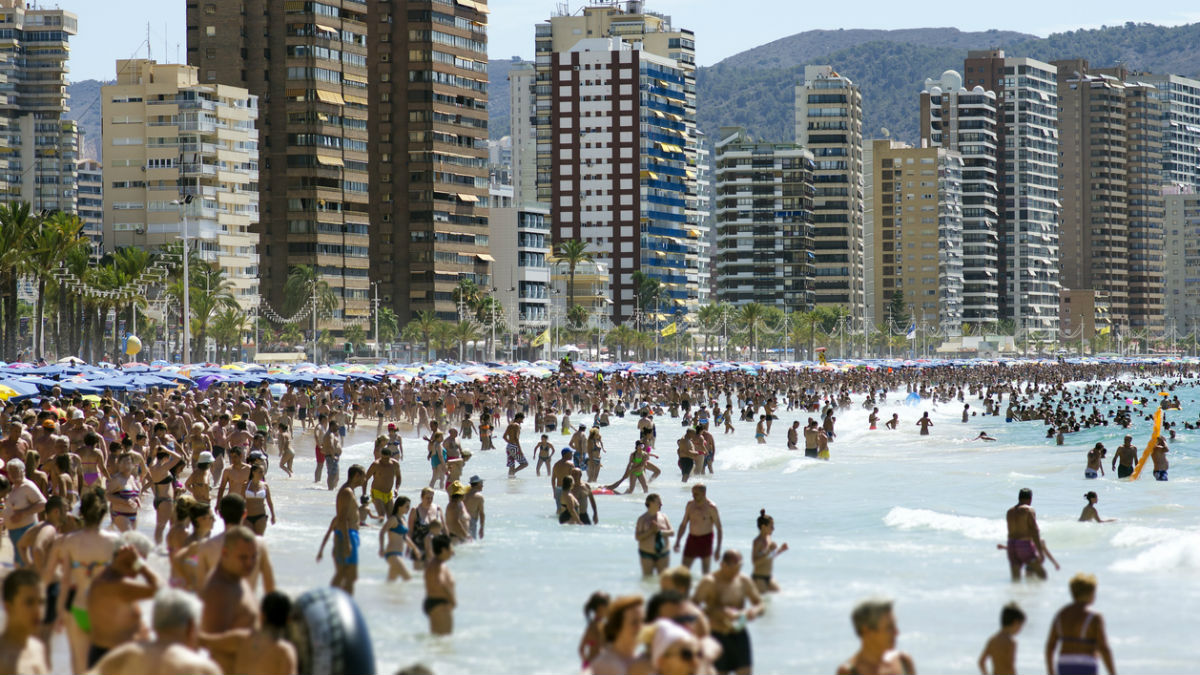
[535, 3, 701, 324]
[714, 126, 815, 309]
[921, 70, 1000, 327]
[368, 0, 490, 322]
[1164, 186, 1200, 335]
[102, 60, 260, 307]
[693, 136, 713, 306]
[509, 59, 538, 208]
[1055, 60, 1164, 333]
[0, 1, 78, 212]
[795, 65, 865, 322]
[187, 0, 371, 329]
[963, 50, 1060, 338]
[867, 140, 964, 333]
[1139, 73, 1200, 190]
[491, 187, 552, 343]
[75, 158, 102, 252]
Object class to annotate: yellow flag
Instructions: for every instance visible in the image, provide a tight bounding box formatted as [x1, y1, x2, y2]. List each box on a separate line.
[660, 322, 677, 337]
[1099, 326, 1110, 336]
[531, 329, 550, 347]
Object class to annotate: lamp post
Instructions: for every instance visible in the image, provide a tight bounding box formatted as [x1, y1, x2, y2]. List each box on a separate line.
[170, 194, 193, 364]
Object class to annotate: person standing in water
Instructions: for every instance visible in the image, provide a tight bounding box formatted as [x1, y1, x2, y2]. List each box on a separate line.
[503, 413, 529, 478]
[1005, 488, 1046, 581]
[331, 465, 366, 595]
[1111, 436, 1137, 479]
[1085, 444, 1106, 479]
[1044, 573, 1115, 675]
[673, 483, 723, 574]
[836, 598, 916, 675]
[916, 412, 934, 436]
[751, 510, 788, 593]
[423, 534, 456, 636]
[979, 602, 1025, 675]
[1150, 437, 1169, 481]
[636, 494, 674, 576]
[694, 550, 764, 675]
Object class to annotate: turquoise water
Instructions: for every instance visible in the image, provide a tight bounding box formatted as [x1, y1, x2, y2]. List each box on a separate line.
[50, 378, 1200, 674]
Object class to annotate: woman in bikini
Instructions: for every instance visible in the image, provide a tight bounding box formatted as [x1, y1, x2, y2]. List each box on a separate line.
[187, 422, 212, 467]
[1046, 573, 1115, 675]
[427, 432, 446, 489]
[407, 487, 444, 570]
[578, 591, 610, 671]
[48, 488, 116, 674]
[53, 452, 79, 512]
[78, 435, 108, 491]
[105, 453, 141, 532]
[378, 496, 415, 582]
[185, 451, 214, 505]
[165, 494, 197, 587]
[174, 500, 216, 591]
[147, 444, 185, 546]
[751, 509, 789, 593]
[242, 462, 276, 536]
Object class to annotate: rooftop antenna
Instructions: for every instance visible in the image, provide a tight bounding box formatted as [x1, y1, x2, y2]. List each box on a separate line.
[146, 22, 152, 61]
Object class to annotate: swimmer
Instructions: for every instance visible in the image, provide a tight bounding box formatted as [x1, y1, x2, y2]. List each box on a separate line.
[751, 509, 788, 593]
[423, 535, 456, 635]
[1078, 492, 1115, 523]
[379, 496, 415, 582]
[331, 465, 366, 595]
[885, 414, 899, 430]
[1044, 573, 1115, 675]
[694, 550, 764, 675]
[1005, 488, 1046, 581]
[673, 483, 723, 574]
[534, 434, 554, 476]
[503, 413, 529, 477]
[979, 602, 1025, 675]
[837, 598, 915, 675]
[1150, 437, 1169, 481]
[973, 432, 996, 442]
[636, 494, 674, 576]
[1110, 436, 1136, 479]
[1085, 444, 1106, 479]
[916, 412, 933, 436]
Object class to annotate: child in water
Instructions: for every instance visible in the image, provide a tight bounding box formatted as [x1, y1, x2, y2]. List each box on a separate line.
[978, 602, 1025, 675]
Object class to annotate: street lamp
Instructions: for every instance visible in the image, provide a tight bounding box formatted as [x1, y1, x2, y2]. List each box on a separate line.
[170, 194, 193, 364]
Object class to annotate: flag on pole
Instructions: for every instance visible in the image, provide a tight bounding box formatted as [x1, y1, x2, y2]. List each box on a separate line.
[905, 322, 916, 340]
[1099, 326, 1111, 336]
[531, 328, 550, 347]
[660, 322, 677, 337]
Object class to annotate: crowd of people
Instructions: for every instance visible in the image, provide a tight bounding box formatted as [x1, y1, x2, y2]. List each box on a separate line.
[0, 358, 1184, 673]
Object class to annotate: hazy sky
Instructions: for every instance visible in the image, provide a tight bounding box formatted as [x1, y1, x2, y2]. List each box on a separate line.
[63, 0, 1200, 82]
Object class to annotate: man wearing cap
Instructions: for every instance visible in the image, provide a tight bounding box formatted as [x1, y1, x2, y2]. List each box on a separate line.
[446, 482, 471, 542]
[464, 476, 485, 540]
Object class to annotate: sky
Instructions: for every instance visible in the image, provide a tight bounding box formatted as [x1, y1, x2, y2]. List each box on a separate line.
[63, 0, 1200, 82]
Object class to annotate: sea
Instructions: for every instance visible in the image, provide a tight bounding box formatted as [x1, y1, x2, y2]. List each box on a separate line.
[42, 377, 1200, 673]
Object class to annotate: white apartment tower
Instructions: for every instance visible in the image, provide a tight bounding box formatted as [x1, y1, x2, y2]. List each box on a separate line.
[964, 50, 1061, 338]
[795, 65, 866, 324]
[921, 70, 1000, 327]
[508, 59, 538, 208]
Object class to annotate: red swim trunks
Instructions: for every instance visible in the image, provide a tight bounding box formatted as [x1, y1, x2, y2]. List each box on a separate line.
[315, 445, 325, 463]
[1006, 539, 1037, 566]
[684, 532, 714, 559]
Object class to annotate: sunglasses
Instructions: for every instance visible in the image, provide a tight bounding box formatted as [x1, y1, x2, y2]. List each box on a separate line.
[673, 614, 700, 625]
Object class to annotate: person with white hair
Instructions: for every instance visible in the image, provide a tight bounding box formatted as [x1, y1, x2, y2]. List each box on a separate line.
[84, 532, 161, 668]
[89, 589, 222, 675]
[3, 457, 45, 566]
[649, 618, 704, 675]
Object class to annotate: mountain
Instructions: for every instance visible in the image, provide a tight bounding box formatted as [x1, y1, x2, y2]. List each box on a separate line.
[487, 57, 521, 141]
[715, 27, 1036, 70]
[696, 22, 1200, 145]
[66, 79, 107, 160]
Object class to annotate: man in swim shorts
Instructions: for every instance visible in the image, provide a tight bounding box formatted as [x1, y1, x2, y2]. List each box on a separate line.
[1005, 488, 1046, 581]
[423, 535, 456, 635]
[1150, 437, 1169, 481]
[674, 483, 723, 574]
[332, 465, 366, 595]
[503, 413, 529, 478]
[1111, 435, 1137, 479]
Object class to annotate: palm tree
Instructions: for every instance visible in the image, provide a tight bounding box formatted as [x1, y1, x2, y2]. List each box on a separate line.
[376, 306, 399, 345]
[402, 310, 441, 361]
[450, 320, 481, 361]
[24, 211, 86, 359]
[211, 308, 248, 360]
[187, 263, 238, 362]
[431, 320, 456, 359]
[550, 239, 594, 318]
[738, 302, 767, 360]
[0, 203, 37, 360]
[343, 324, 368, 357]
[451, 278, 482, 316]
[280, 323, 304, 348]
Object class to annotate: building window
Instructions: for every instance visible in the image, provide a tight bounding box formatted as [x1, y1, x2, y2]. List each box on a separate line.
[204, 3, 217, 14]
[205, 25, 215, 37]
